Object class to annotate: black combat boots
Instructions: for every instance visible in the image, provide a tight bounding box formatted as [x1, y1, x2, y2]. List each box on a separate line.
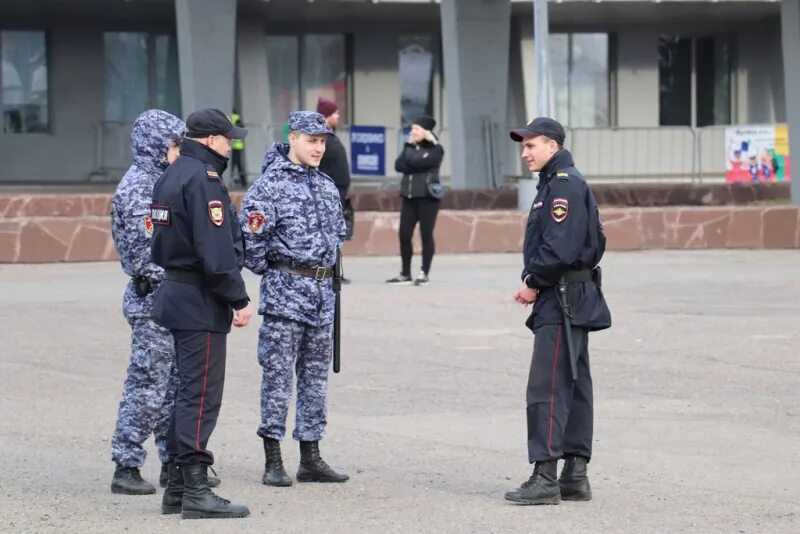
[559, 455, 592, 501]
[296, 441, 349, 483]
[161, 462, 183, 515]
[262, 438, 292, 487]
[160, 462, 220, 488]
[111, 465, 156, 495]
[504, 460, 561, 505]
[180, 464, 250, 520]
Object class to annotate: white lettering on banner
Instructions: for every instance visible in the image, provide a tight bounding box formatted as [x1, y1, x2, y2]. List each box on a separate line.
[357, 154, 379, 171]
[351, 132, 385, 144]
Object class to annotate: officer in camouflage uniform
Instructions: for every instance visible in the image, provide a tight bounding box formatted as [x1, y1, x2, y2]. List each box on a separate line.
[109, 109, 184, 495]
[241, 111, 349, 487]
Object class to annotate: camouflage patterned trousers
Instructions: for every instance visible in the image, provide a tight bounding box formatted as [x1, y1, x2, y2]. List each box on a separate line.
[257, 315, 333, 441]
[111, 317, 178, 467]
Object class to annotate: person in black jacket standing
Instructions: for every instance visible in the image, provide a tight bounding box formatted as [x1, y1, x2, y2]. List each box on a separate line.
[317, 97, 353, 283]
[503, 117, 611, 506]
[316, 97, 351, 201]
[386, 115, 444, 286]
[150, 108, 252, 520]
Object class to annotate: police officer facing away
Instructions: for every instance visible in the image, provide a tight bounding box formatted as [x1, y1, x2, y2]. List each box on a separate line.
[241, 111, 349, 487]
[109, 109, 185, 495]
[504, 117, 611, 506]
[150, 108, 253, 519]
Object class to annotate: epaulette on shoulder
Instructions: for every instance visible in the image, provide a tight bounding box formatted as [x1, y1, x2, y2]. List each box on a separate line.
[556, 171, 571, 181]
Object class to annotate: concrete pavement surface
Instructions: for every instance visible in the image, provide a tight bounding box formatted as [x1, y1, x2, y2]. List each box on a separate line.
[1, 251, 798, 533]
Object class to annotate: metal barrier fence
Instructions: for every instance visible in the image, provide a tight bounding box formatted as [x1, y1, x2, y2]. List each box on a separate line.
[93, 121, 737, 186]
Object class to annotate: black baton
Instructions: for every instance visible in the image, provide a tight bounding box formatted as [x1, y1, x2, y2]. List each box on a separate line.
[556, 276, 578, 381]
[332, 252, 342, 373]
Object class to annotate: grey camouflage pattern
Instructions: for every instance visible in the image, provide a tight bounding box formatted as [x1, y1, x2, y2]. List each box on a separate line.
[256, 316, 333, 441]
[288, 110, 332, 136]
[111, 109, 185, 319]
[111, 318, 178, 467]
[241, 142, 345, 327]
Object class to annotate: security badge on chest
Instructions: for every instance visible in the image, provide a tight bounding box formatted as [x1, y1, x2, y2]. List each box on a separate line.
[208, 200, 225, 227]
[551, 198, 569, 223]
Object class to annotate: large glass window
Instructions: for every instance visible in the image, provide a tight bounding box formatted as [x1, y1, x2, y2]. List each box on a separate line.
[659, 35, 731, 126]
[399, 36, 435, 128]
[2, 31, 49, 134]
[551, 33, 609, 128]
[104, 32, 181, 122]
[266, 34, 348, 124]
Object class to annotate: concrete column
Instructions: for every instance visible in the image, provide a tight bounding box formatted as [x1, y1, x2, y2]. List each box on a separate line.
[781, 0, 800, 203]
[237, 22, 270, 182]
[175, 0, 237, 116]
[441, 0, 511, 190]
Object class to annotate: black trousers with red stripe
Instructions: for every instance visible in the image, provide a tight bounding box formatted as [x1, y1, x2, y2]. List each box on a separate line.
[166, 330, 227, 465]
[526, 323, 593, 463]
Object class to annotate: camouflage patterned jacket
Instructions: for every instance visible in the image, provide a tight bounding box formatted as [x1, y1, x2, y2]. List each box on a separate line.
[241, 142, 346, 327]
[111, 110, 185, 319]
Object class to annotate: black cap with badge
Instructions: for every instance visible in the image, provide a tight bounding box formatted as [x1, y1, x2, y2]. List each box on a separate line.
[509, 116, 565, 145]
[185, 108, 248, 139]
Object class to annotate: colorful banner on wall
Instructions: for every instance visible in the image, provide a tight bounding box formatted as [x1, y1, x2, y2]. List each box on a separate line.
[350, 126, 386, 176]
[725, 125, 791, 183]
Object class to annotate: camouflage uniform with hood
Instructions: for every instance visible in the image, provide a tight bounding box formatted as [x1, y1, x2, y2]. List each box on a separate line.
[109, 109, 183, 493]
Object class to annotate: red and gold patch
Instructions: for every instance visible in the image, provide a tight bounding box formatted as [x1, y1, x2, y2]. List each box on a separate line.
[208, 200, 225, 227]
[144, 215, 154, 235]
[551, 198, 568, 223]
[247, 210, 266, 233]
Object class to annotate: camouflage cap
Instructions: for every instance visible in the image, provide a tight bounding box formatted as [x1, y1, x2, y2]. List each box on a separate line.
[288, 111, 332, 136]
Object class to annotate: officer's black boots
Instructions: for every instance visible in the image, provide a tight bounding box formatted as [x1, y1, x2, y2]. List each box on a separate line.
[559, 455, 592, 501]
[160, 462, 220, 488]
[296, 441, 350, 483]
[180, 464, 250, 520]
[111, 465, 156, 495]
[262, 438, 293, 487]
[504, 460, 561, 505]
[161, 462, 184, 515]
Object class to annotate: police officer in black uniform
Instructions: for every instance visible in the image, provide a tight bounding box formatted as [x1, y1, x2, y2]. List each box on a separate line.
[504, 117, 611, 506]
[150, 108, 252, 520]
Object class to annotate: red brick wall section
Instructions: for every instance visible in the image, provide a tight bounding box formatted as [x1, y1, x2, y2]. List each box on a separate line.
[1, 193, 800, 263]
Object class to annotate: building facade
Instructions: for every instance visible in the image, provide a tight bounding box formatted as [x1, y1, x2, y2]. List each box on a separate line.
[0, 0, 795, 192]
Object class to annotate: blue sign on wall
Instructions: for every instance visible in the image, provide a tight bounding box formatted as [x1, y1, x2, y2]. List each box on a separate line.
[350, 125, 386, 175]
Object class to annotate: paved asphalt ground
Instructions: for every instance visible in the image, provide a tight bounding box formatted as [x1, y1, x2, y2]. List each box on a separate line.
[1, 251, 798, 533]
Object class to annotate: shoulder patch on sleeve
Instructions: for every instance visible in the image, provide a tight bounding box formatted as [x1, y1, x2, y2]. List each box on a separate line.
[247, 210, 266, 233]
[208, 200, 225, 227]
[144, 214, 154, 235]
[551, 198, 569, 223]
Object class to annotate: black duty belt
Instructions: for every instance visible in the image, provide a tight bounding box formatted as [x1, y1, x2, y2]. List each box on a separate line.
[269, 262, 334, 281]
[165, 269, 204, 285]
[562, 269, 593, 283]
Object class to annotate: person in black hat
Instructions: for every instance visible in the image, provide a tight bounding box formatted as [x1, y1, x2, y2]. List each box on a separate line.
[386, 114, 444, 286]
[504, 117, 611, 506]
[149, 108, 252, 519]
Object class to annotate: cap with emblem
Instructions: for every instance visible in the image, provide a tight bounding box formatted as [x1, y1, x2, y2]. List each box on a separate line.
[186, 108, 248, 139]
[288, 111, 332, 136]
[509, 116, 565, 145]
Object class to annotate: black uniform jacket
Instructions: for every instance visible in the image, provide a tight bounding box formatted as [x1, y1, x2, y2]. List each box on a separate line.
[150, 139, 249, 333]
[318, 131, 351, 198]
[395, 140, 444, 199]
[522, 149, 611, 333]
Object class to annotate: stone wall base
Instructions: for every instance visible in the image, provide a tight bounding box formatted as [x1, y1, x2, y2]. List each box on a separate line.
[2, 204, 798, 263]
